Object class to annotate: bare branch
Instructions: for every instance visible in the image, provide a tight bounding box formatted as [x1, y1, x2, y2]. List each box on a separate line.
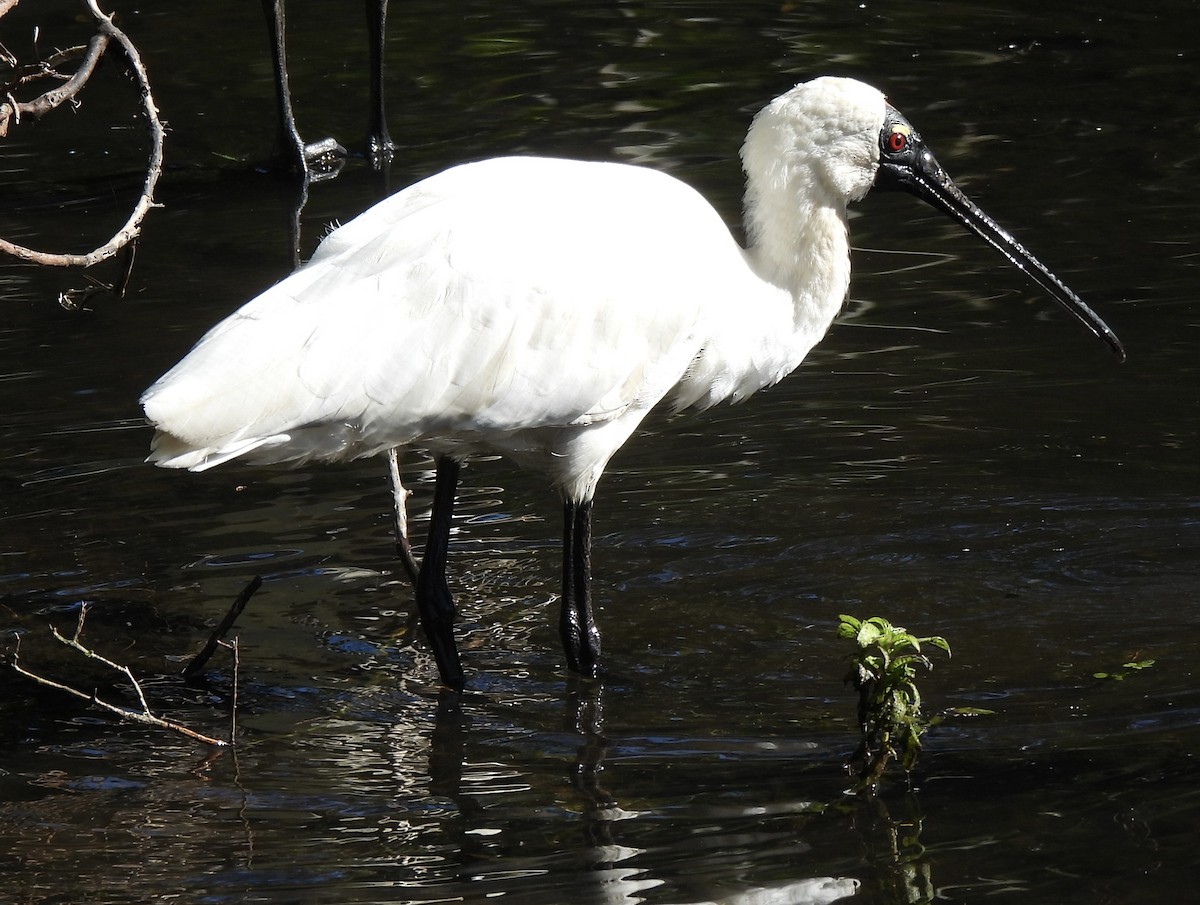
[47, 604, 154, 714]
[2, 46, 97, 99]
[17, 44, 91, 82]
[6, 611, 231, 748]
[0, 33, 109, 134]
[0, 1, 166, 269]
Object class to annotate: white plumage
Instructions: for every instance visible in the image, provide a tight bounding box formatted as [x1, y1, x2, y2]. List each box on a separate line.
[143, 77, 1121, 690]
[142, 127, 863, 499]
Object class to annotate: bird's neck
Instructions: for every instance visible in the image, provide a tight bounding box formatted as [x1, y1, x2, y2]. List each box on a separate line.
[666, 158, 856, 414]
[668, 187, 852, 413]
[739, 98, 857, 342]
[743, 182, 853, 341]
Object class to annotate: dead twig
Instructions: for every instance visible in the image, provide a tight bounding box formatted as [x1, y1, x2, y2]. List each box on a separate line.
[4, 43, 92, 90]
[220, 636, 240, 741]
[6, 604, 230, 748]
[0, 33, 110, 135]
[58, 239, 138, 309]
[0, 1, 166, 269]
[183, 576, 261, 680]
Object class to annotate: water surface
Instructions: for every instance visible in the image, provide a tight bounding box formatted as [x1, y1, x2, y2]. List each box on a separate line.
[1, 2, 1197, 903]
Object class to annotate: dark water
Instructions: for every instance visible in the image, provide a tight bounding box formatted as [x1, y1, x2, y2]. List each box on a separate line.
[2, 1, 1197, 902]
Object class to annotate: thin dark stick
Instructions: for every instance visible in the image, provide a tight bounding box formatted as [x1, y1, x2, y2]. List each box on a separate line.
[58, 240, 141, 310]
[112, 239, 138, 298]
[183, 576, 262, 680]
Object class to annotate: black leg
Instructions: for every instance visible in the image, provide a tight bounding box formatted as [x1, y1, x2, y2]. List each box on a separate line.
[261, 0, 346, 177]
[262, 0, 306, 173]
[417, 456, 464, 690]
[560, 499, 600, 678]
[365, 0, 395, 166]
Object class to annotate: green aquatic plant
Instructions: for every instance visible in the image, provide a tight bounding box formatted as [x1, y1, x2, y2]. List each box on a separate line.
[838, 614, 951, 794]
[1093, 657, 1156, 681]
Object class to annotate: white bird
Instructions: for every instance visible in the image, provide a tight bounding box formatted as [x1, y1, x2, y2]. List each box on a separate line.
[142, 77, 1124, 691]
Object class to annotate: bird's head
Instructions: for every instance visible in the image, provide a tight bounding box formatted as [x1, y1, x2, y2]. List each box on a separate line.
[743, 76, 886, 205]
[743, 76, 1125, 360]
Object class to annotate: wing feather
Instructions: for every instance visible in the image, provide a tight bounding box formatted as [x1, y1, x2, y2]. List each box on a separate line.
[143, 157, 743, 469]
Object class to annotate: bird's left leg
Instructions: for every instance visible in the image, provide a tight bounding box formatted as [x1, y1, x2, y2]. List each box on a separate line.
[560, 499, 601, 678]
[386, 448, 420, 587]
[417, 456, 464, 690]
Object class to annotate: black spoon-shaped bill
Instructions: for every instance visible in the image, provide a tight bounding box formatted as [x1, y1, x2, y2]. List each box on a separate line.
[874, 105, 1126, 362]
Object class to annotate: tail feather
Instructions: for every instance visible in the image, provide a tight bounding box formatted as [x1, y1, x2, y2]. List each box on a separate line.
[146, 431, 293, 472]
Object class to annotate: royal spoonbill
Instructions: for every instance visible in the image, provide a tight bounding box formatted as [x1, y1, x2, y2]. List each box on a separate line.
[142, 76, 1124, 691]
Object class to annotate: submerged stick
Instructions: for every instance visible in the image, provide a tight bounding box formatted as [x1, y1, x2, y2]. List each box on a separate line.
[183, 575, 261, 680]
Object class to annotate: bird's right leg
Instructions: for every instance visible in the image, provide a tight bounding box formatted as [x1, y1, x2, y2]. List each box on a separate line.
[417, 456, 465, 690]
[385, 448, 420, 587]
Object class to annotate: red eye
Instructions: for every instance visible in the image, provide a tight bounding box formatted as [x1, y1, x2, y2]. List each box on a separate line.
[886, 131, 907, 153]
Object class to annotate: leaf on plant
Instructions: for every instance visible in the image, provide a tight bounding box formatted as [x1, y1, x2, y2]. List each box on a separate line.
[838, 615, 862, 633]
[865, 616, 894, 630]
[925, 636, 952, 656]
[835, 613, 953, 794]
[944, 706, 996, 718]
[856, 621, 883, 647]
